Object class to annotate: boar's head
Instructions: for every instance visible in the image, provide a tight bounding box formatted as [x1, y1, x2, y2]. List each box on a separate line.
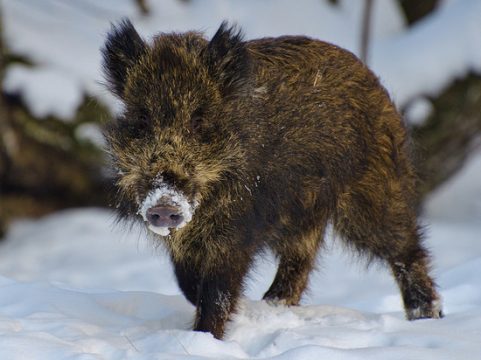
[102, 20, 251, 235]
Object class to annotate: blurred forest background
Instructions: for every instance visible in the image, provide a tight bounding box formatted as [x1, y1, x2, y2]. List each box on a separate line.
[0, 0, 480, 237]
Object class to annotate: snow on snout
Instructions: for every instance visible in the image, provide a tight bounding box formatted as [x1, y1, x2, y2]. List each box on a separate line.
[138, 181, 197, 236]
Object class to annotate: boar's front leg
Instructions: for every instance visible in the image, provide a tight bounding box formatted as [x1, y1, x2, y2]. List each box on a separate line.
[173, 261, 201, 306]
[193, 255, 251, 339]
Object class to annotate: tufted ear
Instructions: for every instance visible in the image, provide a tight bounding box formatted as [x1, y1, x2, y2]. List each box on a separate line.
[101, 19, 147, 98]
[203, 22, 252, 98]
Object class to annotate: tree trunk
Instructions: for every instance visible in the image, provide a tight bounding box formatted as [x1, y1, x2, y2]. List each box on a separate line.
[410, 73, 481, 199]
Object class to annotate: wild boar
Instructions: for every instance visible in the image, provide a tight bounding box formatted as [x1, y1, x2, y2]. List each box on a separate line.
[101, 19, 442, 339]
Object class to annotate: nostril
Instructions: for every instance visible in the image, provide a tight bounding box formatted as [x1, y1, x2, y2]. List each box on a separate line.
[146, 211, 160, 225]
[169, 213, 184, 226]
[170, 214, 181, 221]
[151, 213, 160, 221]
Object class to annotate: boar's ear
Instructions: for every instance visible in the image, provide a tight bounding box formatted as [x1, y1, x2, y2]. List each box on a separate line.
[204, 22, 252, 98]
[101, 19, 147, 98]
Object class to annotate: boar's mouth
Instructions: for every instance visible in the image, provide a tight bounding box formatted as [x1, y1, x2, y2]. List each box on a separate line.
[137, 182, 198, 236]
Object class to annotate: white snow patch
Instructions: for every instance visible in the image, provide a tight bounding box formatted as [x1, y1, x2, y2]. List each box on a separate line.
[146, 223, 171, 237]
[3, 65, 83, 120]
[404, 97, 434, 126]
[75, 123, 106, 147]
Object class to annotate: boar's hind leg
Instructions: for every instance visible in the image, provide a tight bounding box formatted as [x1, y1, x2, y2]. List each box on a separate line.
[389, 244, 443, 320]
[263, 223, 326, 306]
[193, 252, 252, 339]
[335, 180, 442, 320]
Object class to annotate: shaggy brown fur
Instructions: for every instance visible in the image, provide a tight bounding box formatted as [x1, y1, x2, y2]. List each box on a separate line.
[102, 20, 442, 339]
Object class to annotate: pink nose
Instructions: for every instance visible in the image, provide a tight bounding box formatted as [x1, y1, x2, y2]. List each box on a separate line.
[146, 206, 183, 228]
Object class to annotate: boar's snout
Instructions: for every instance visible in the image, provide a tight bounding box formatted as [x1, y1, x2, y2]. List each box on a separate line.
[146, 205, 184, 228]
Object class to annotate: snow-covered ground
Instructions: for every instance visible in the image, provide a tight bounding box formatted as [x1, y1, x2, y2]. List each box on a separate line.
[0, 208, 480, 359]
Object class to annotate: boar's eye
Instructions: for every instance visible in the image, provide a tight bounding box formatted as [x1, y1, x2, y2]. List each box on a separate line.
[190, 109, 203, 135]
[138, 113, 149, 128]
[190, 108, 214, 143]
[120, 111, 151, 140]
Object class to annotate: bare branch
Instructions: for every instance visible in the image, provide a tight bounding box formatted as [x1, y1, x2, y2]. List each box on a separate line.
[134, 0, 150, 16]
[360, 0, 374, 64]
